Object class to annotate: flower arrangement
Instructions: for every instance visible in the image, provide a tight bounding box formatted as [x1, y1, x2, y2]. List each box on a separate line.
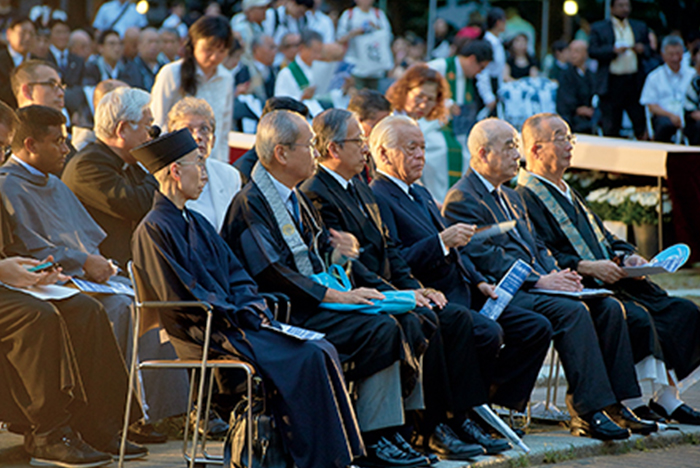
[585, 186, 671, 225]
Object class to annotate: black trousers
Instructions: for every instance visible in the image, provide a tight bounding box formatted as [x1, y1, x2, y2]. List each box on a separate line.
[0, 288, 138, 448]
[474, 306, 553, 412]
[511, 291, 640, 415]
[652, 115, 680, 142]
[600, 73, 646, 139]
[616, 278, 700, 381]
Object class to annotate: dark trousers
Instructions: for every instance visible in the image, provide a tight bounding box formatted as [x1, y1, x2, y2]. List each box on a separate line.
[511, 291, 640, 415]
[652, 115, 680, 142]
[616, 278, 700, 381]
[476, 306, 553, 412]
[685, 117, 700, 145]
[600, 73, 646, 138]
[0, 288, 137, 448]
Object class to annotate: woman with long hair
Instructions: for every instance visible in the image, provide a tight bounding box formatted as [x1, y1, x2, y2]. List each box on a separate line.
[151, 15, 234, 162]
[386, 63, 468, 204]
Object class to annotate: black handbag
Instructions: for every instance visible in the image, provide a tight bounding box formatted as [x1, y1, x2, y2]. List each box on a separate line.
[223, 380, 293, 468]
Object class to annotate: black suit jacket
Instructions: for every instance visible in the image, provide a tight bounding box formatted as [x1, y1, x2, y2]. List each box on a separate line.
[82, 58, 141, 87]
[300, 167, 421, 291]
[61, 140, 158, 266]
[0, 46, 16, 108]
[131, 56, 164, 91]
[44, 51, 87, 117]
[442, 169, 558, 285]
[556, 65, 596, 133]
[588, 18, 650, 96]
[371, 174, 486, 306]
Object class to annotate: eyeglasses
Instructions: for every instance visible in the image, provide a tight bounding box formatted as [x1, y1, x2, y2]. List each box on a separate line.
[28, 80, 67, 92]
[283, 139, 318, 153]
[185, 125, 212, 137]
[538, 134, 577, 145]
[177, 155, 207, 170]
[338, 136, 368, 145]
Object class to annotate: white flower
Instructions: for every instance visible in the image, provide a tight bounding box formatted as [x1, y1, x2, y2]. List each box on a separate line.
[586, 187, 609, 203]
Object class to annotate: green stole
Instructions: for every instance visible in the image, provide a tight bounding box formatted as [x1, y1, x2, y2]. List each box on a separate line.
[516, 169, 611, 261]
[287, 60, 309, 90]
[441, 122, 463, 188]
[445, 56, 474, 105]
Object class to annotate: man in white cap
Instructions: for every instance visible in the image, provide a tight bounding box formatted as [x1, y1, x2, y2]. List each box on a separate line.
[230, 0, 270, 54]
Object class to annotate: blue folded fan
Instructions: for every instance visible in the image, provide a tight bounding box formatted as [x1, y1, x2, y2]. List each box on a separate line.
[311, 264, 415, 315]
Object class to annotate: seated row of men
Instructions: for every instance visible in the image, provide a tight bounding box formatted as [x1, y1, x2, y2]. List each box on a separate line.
[1, 83, 700, 468]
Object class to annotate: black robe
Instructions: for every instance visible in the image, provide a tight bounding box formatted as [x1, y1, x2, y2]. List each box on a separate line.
[131, 192, 363, 468]
[221, 181, 425, 387]
[0, 196, 138, 448]
[517, 182, 700, 381]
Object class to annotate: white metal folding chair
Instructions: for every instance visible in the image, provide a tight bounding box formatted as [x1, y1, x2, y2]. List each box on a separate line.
[119, 262, 254, 468]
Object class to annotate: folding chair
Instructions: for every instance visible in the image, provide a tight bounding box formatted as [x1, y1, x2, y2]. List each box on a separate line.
[645, 105, 688, 144]
[119, 262, 255, 468]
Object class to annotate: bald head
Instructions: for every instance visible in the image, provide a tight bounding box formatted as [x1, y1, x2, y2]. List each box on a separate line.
[93, 80, 129, 110]
[69, 29, 93, 60]
[468, 118, 521, 187]
[521, 112, 560, 164]
[123, 27, 141, 60]
[521, 113, 574, 180]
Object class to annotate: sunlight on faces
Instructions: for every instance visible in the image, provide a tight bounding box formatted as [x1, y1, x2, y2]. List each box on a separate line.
[194, 37, 228, 73]
[483, 124, 521, 185]
[31, 125, 69, 175]
[170, 114, 215, 158]
[175, 149, 208, 201]
[534, 117, 575, 174]
[383, 124, 425, 185]
[282, 122, 317, 184]
[333, 118, 368, 177]
[50, 22, 71, 50]
[27, 66, 65, 110]
[7, 21, 35, 55]
[100, 33, 123, 64]
[404, 82, 438, 121]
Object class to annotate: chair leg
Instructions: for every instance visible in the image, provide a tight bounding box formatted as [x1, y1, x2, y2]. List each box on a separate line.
[246, 368, 253, 468]
[118, 307, 143, 468]
[182, 369, 197, 466]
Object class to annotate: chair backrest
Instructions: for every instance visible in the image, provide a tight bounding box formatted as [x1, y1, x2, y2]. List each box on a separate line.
[127, 261, 162, 338]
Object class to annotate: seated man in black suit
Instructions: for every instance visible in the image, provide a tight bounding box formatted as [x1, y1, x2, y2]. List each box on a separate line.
[232, 96, 309, 184]
[46, 19, 86, 119]
[0, 16, 36, 108]
[556, 40, 597, 134]
[442, 117, 656, 441]
[222, 110, 442, 467]
[82, 29, 140, 88]
[300, 109, 511, 459]
[369, 114, 553, 417]
[517, 112, 700, 425]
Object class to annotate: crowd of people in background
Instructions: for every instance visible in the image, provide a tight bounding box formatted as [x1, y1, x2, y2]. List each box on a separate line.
[2, 0, 700, 468]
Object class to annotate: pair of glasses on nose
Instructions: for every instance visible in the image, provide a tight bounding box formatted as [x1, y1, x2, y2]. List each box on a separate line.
[27, 80, 67, 92]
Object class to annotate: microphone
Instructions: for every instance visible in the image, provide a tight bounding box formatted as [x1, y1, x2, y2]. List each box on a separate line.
[148, 125, 162, 139]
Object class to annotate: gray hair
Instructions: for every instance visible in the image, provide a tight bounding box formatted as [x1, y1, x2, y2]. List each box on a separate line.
[251, 33, 272, 51]
[158, 27, 180, 39]
[255, 110, 305, 166]
[661, 35, 684, 53]
[368, 114, 417, 160]
[312, 109, 353, 160]
[95, 87, 151, 141]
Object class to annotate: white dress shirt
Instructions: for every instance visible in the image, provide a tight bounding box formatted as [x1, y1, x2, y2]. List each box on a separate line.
[476, 31, 506, 106]
[92, 0, 147, 37]
[640, 64, 696, 116]
[150, 59, 233, 163]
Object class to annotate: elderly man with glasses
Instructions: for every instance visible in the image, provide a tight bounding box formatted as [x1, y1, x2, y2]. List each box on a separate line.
[442, 117, 657, 441]
[516, 112, 700, 426]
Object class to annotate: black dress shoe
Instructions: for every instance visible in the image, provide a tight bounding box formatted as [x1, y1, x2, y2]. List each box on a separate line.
[457, 418, 512, 455]
[189, 408, 229, 436]
[428, 423, 485, 461]
[127, 421, 167, 444]
[570, 410, 630, 441]
[606, 404, 657, 435]
[631, 405, 667, 423]
[355, 437, 428, 467]
[386, 433, 434, 465]
[30, 426, 112, 468]
[98, 434, 148, 460]
[649, 400, 700, 425]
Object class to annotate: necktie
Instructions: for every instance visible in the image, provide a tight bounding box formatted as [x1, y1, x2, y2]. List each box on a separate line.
[347, 183, 366, 214]
[491, 189, 513, 221]
[289, 191, 301, 225]
[60, 51, 67, 71]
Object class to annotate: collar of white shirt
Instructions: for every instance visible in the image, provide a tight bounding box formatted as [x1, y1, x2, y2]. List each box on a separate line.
[473, 169, 498, 194]
[49, 44, 66, 65]
[269, 171, 294, 209]
[7, 45, 23, 67]
[294, 57, 314, 77]
[530, 171, 573, 203]
[11, 154, 46, 177]
[195, 63, 225, 83]
[321, 165, 350, 190]
[377, 170, 412, 199]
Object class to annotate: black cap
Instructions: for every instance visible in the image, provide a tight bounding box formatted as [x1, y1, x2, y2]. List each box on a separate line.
[130, 128, 198, 174]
